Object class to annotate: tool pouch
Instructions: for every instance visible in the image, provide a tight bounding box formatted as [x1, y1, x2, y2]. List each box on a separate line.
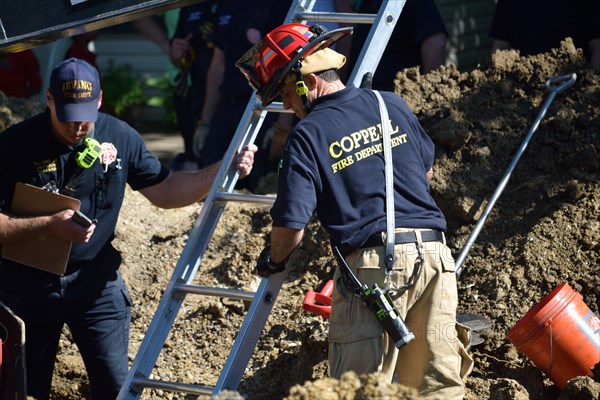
[455, 322, 475, 380]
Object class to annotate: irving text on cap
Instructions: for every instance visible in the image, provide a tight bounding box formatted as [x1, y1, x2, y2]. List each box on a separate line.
[62, 79, 94, 98]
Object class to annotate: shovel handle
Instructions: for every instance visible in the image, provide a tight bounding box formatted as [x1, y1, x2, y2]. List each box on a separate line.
[455, 72, 576, 279]
[545, 73, 576, 94]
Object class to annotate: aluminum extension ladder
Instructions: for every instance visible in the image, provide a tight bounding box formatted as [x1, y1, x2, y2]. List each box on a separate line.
[117, 0, 406, 398]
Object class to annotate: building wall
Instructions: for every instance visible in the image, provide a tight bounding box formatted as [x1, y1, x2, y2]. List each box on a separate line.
[95, 34, 169, 78]
[95, 33, 170, 123]
[437, 0, 498, 70]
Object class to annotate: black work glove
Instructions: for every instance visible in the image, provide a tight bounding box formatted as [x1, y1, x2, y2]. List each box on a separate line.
[256, 246, 287, 277]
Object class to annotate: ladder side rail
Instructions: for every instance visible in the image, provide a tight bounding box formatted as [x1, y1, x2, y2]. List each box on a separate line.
[218, 97, 269, 191]
[212, 1, 322, 392]
[117, 290, 186, 399]
[284, 0, 313, 24]
[347, 0, 406, 88]
[117, 229, 220, 399]
[213, 267, 290, 393]
[177, 99, 267, 284]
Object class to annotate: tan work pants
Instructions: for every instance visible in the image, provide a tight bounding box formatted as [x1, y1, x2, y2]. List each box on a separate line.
[329, 230, 473, 399]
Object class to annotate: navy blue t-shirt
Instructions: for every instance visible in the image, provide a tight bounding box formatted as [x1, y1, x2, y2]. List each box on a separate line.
[271, 85, 446, 256]
[213, 0, 268, 97]
[0, 111, 169, 267]
[173, 2, 218, 112]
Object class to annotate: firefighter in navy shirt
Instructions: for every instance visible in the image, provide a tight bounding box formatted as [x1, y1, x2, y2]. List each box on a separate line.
[0, 58, 256, 399]
[237, 23, 473, 399]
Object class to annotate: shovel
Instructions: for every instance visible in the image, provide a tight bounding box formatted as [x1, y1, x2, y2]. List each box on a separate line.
[452, 74, 576, 344]
[455, 73, 576, 277]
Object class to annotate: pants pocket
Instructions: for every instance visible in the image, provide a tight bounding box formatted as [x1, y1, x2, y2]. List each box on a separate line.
[439, 245, 458, 310]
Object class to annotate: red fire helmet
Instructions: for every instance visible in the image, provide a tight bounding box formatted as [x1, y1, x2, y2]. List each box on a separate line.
[236, 23, 352, 106]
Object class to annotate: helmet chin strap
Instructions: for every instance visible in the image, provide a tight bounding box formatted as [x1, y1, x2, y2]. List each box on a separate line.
[293, 67, 311, 114]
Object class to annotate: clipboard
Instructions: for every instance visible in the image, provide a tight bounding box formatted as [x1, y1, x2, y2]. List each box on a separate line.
[1, 182, 81, 275]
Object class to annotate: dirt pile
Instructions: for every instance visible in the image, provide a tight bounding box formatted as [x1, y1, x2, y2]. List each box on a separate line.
[1, 38, 599, 399]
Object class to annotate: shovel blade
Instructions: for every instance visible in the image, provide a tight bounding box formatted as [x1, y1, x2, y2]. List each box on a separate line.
[457, 313, 492, 332]
[470, 331, 484, 346]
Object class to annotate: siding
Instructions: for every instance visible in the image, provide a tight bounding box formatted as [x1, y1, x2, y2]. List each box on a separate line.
[95, 33, 169, 78]
[95, 32, 170, 123]
[436, 0, 498, 70]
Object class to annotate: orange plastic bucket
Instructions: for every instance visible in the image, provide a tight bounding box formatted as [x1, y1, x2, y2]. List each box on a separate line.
[507, 281, 600, 389]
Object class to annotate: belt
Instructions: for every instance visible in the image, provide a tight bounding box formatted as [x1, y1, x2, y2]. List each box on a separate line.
[361, 230, 444, 248]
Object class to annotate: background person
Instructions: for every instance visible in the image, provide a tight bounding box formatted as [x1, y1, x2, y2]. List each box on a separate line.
[194, 0, 270, 191]
[133, 6, 218, 171]
[344, 0, 448, 91]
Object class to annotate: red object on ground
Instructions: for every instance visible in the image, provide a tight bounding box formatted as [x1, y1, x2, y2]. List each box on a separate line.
[507, 281, 600, 389]
[0, 50, 42, 98]
[302, 280, 334, 319]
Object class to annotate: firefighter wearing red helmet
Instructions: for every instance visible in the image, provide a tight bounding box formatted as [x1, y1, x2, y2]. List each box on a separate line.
[239, 23, 473, 399]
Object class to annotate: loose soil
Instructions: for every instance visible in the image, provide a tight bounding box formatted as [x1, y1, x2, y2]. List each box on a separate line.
[2, 38, 599, 399]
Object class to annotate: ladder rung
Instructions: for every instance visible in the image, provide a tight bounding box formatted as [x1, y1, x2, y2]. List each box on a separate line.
[131, 376, 213, 395]
[295, 11, 376, 25]
[255, 101, 294, 113]
[174, 283, 256, 302]
[214, 192, 276, 206]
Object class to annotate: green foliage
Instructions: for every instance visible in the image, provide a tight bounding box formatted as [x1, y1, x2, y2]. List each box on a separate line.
[102, 60, 145, 117]
[145, 73, 177, 129]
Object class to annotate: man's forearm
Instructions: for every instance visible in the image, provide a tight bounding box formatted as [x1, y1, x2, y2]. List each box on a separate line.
[0, 212, 52, 244]
[270, 227, 304, 263]
[420, 33, 447, 73]
[140, 163, 222, 209]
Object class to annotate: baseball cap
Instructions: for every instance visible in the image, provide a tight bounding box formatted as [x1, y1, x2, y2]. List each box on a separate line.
[49, 58, 101, 122]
